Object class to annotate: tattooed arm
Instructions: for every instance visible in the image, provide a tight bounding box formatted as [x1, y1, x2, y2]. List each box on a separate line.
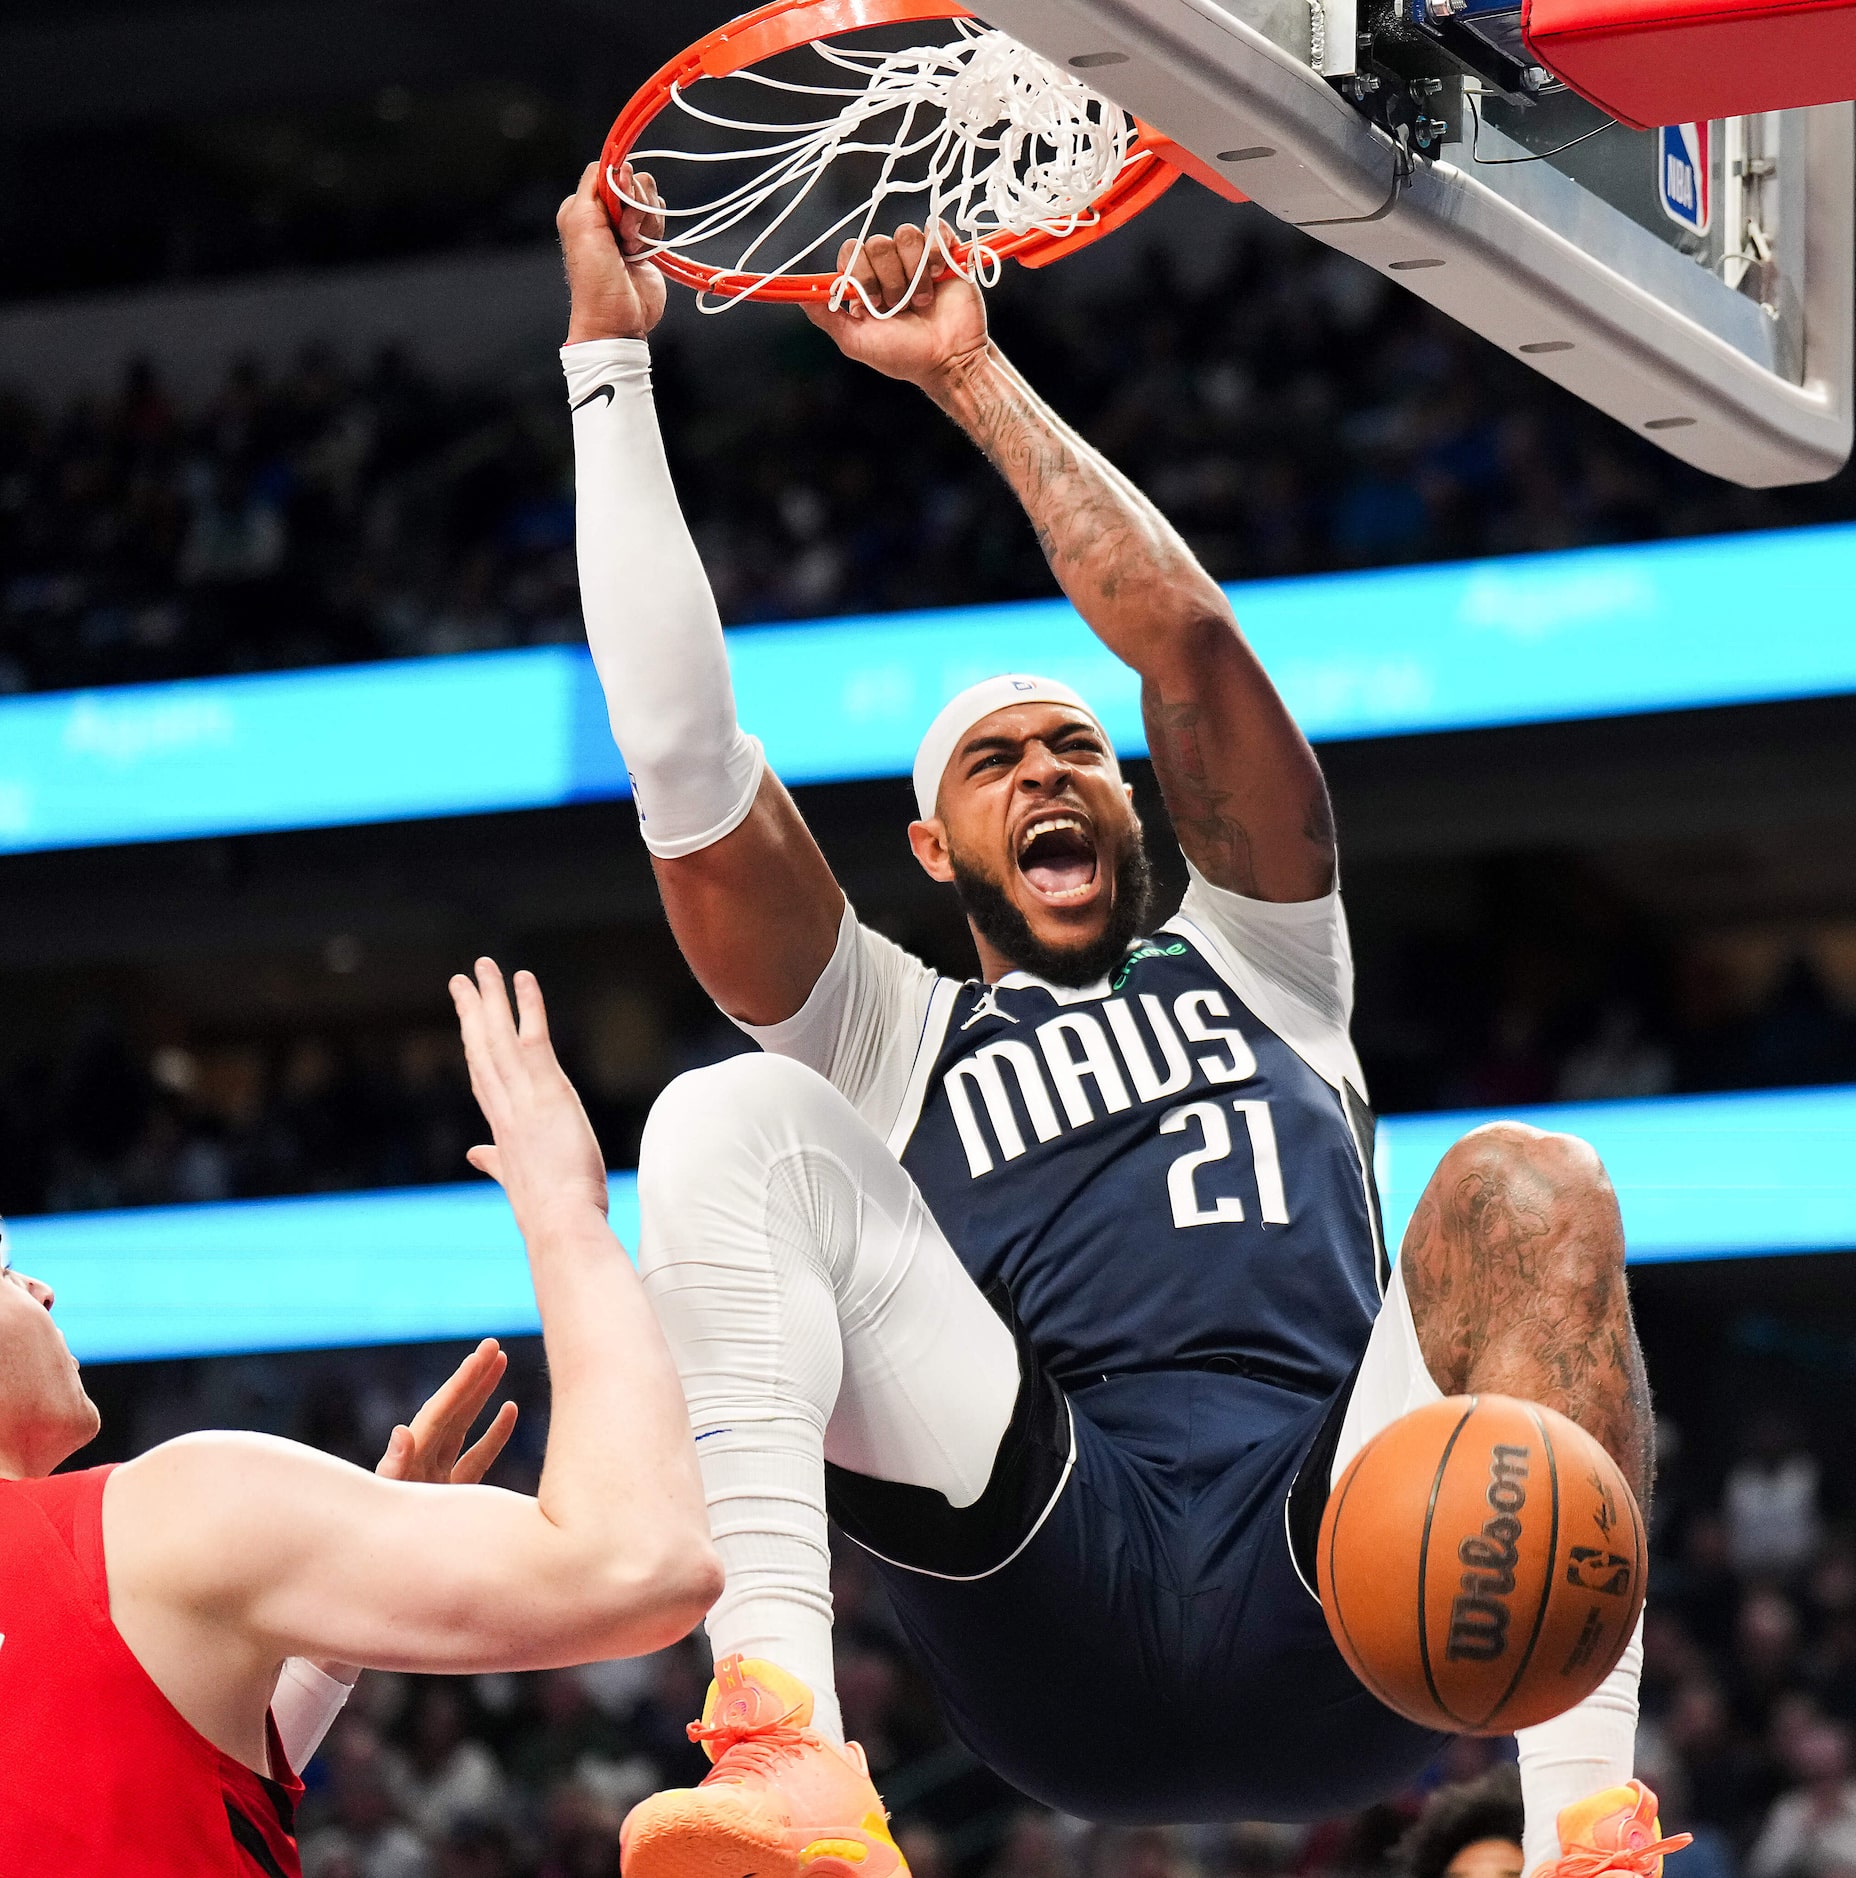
[929, 343, 1334, 900]
[806, 225, 1335, 903]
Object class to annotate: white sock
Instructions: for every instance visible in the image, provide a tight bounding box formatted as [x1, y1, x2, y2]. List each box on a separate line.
[693, 1423, 845, 1745]
[1516, 1614, 1645, 1874]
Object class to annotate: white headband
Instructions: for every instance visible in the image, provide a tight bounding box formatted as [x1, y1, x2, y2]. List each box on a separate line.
[911, 674, 1105, 820]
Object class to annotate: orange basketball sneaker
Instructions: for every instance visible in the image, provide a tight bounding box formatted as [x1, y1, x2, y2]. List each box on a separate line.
[619, 1654, 910, 1878]
[1533, 1781, 1692, 1878]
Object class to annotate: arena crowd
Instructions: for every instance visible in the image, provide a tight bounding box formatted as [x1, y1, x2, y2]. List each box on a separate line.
[5, 216, 1856, 700]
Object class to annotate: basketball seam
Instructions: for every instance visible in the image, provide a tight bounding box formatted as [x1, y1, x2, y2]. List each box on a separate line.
[1324, 1450, 1412, 1719]
[1477, 1400, 1561, 1729]
[1417, 1397, 1478, 1728]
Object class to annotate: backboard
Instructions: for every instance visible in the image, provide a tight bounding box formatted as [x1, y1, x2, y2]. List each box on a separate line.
[976, 0, 1853, 485]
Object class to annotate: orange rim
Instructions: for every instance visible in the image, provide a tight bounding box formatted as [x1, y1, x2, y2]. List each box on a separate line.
[596, 0, 1185, 303]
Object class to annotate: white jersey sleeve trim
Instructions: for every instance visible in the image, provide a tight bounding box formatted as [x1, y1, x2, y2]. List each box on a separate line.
[1176, 862, 1355, 1033]
[1164, 909, 1367, 1102]
[732, 901, 944, 1138]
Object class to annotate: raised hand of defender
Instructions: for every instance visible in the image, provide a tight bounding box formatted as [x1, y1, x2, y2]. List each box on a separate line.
[804, 222, 990, 388]
[451, 959, 609, 1236]
[377, 1339, 518, 1488]
[559, 159, 667, 343]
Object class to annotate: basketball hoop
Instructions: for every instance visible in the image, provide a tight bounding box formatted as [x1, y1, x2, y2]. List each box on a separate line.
[597, 0, 1210, 312]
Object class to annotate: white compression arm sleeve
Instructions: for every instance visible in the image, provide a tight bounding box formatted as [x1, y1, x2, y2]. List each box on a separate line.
[564, 337, 764, 858]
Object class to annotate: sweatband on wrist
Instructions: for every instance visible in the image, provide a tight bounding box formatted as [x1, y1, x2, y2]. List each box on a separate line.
[272, 1655, 359, 1773]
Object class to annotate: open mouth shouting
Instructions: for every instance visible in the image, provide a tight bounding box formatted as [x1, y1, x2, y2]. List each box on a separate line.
[1015, 811, 1101, 907]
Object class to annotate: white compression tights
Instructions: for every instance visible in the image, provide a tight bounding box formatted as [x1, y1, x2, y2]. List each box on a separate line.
[636, 1050, 1641, 1848]
[636, 1052, 1020, 1746]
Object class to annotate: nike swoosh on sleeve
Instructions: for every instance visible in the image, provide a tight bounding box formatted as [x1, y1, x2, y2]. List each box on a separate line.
[571, 382, 617, 412]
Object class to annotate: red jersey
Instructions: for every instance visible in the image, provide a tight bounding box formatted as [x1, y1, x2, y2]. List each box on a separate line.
[0, 1465, 303, 1877]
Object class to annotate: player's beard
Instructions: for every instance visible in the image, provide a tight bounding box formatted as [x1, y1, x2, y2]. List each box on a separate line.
[950, 830, 1157, 989]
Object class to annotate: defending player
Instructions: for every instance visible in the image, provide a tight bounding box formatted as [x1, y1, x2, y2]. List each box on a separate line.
[559, 164, 1672, 1878]
[0, 958, 721, 1877]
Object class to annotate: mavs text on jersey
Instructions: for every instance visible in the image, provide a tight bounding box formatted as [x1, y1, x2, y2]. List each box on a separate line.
[898, 922, 1388, 1396]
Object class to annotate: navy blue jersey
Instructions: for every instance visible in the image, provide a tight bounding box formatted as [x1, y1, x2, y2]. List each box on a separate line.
[741, 871, 1390, 1398]
[890, 922, 1387, 1394]
[777, 880, 1433, 1815]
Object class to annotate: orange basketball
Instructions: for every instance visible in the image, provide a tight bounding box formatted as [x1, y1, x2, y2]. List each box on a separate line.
[1317, 1393, 1646, 1734]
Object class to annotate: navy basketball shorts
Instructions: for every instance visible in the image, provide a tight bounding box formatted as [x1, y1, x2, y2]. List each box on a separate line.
[827, 1328, 1446, 1824]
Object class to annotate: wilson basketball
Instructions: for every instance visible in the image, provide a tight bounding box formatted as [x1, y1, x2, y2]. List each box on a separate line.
[1317, 1394, 1646, 1735]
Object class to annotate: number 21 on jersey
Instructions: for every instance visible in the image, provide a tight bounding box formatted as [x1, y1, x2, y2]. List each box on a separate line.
[1159, 1099, 1290, 1229]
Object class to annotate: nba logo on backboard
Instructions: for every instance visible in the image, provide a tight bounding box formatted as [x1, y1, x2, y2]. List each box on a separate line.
[1658, 123, 1710, 234]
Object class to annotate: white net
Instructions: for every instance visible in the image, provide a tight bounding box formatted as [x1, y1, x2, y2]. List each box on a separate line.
[610, 20, 1139, 313]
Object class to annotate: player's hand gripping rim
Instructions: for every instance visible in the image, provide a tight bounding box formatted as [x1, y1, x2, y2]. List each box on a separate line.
[559, 159, 667, 344]
[804, 219, 992, 392]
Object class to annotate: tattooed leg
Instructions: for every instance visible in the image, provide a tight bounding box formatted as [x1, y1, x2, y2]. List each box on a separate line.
[1399, 1121, 1653, 1504]
[1404, 1125, 1659, 1869]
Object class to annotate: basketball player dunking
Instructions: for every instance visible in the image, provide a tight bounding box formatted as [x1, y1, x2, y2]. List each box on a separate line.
[558, 163, 1683, 1878]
